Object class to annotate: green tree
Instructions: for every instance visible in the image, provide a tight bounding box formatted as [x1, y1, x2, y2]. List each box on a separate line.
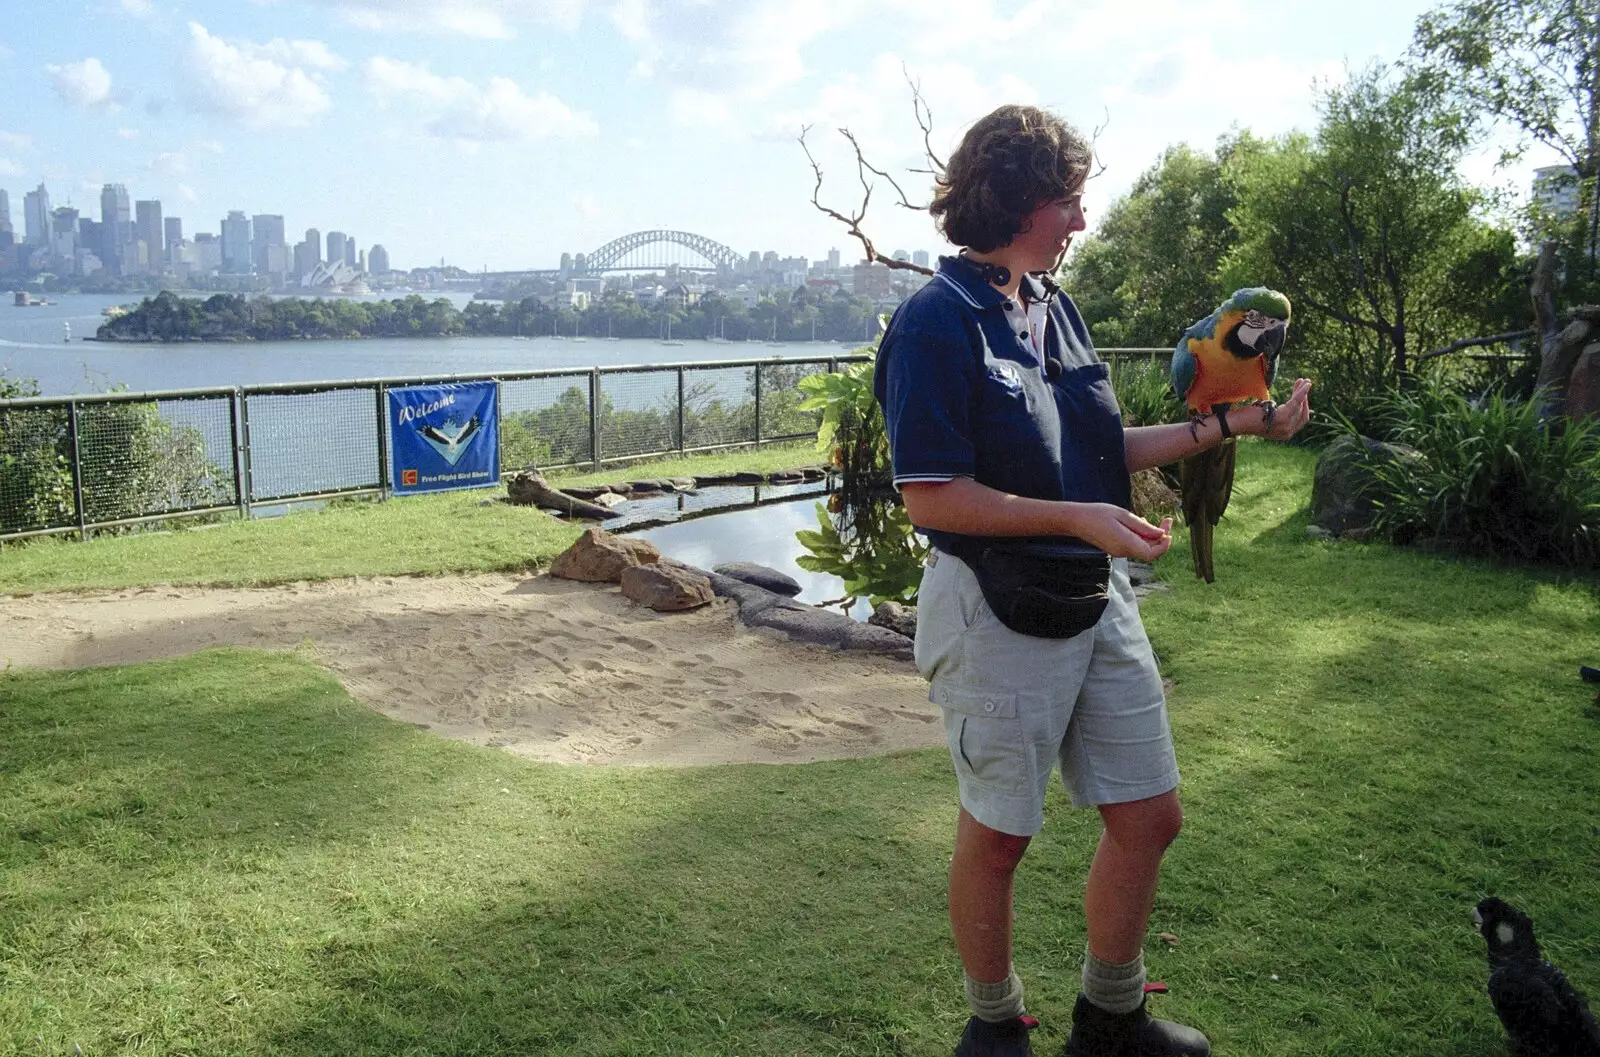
[1411, 0, 1600, 277]
[1222, 66, 1514, 406]
[1064, 139, 1244, 348]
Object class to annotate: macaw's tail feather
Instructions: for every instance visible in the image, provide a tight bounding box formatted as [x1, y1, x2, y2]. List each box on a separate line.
[1180, 438, 1237, 584]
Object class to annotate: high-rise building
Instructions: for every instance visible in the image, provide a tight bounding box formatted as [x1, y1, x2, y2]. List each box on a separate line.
[51, 207, 80, 261]
[343, 235, 356, 269]
[369, 244, 390, 275]
[326, 231, 347, 270]
[827, 248, 841, 270]
[192, 232, 222, 274]
[100, 184, 131, 274]
[163, 217, 182, 260]
[251, 213, 286, 277]
[220, 211, 252, 273]
[357, 248, 366, 273]
[1534, 164, 1581, 219]
[0, 189, 11, 237]
[24, 183, 51, 246]
[911, 249, 930, 269]
[303, 228, 320, 265]
[135, 200, 163, 274]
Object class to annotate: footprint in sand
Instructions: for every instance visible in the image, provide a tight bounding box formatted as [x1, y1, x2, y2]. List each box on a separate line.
[754, 691, 805, 708]
[616, 635, 659, 652]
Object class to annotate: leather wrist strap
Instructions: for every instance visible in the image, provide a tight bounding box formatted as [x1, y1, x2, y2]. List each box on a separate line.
[1215, 411, 1232, 439]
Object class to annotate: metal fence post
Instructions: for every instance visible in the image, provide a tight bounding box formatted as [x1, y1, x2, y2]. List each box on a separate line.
[588, 367, 602, 471]
[67, 399, 88, 541]
[239, 391, 255, 518]
[753, 364, 763, 446]
[375, 383, 390, 500]
[676, 366, 686, 454]
[229, 389, 247, 520]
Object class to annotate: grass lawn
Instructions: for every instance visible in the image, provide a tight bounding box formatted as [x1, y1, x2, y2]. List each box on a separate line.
[0, 441, 820, 594]
[2, 442, 1598, 1055]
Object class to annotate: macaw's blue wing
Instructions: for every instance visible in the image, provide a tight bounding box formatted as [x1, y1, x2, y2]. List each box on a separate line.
[1170, 339, 1198, 403]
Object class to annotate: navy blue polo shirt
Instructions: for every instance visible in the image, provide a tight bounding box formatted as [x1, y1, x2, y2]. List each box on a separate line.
[873, 254, 1131, 556]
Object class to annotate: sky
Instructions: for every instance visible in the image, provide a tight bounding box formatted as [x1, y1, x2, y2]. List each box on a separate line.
[0, 0, 1567, 273]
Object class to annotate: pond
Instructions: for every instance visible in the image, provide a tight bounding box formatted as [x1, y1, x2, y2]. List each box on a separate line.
[610, 482, 926, 622]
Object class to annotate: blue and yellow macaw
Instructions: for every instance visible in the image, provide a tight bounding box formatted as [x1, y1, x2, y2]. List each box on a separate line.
[1170, 288, 1291, 582]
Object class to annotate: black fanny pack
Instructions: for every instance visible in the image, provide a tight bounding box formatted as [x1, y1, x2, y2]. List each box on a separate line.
[960, 546, 1112, 640]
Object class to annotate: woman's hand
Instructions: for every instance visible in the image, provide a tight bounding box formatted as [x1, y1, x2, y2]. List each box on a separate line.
[1261, 377, 1313, 441]
[1068, 504, 1174, 562]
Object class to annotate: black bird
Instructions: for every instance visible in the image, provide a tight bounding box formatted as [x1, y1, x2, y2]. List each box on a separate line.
[1473, 897, 1600, 1057]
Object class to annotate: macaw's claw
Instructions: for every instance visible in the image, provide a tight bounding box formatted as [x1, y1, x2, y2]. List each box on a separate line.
[1259, 400, 1277, 434]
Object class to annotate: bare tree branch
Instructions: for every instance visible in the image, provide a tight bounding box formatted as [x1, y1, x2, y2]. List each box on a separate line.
[1415, 329, 1536, 361]
[798, 124, 935, 277]
[840, 128, 922, 212]
[904, 63, 944, 177]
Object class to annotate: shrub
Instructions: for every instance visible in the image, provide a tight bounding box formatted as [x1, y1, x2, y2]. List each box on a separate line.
[1350, 382, 1600, 566]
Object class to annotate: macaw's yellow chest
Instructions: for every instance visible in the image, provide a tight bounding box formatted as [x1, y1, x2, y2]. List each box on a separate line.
[1186, 349, 1272, 411]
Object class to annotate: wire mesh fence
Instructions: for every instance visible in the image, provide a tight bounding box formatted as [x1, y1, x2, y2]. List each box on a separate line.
[0, 354, 870, 541]
[244, 386, 382, 502]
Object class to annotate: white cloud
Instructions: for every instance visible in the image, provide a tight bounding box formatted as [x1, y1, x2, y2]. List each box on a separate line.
[363, 57, 596, 141]
[0, 158, 20, 178]
[308, 0, 586, 38]
[152, 151, 188, 175]
[0, 131, 31, 152]
[117, 127, 140, 140]
[46, 57, 118, 111]
[182, 22, 337, 127]
[178, 183, 199, 205]
[114, 0, 154, 16]
[614, 0, 857, 100]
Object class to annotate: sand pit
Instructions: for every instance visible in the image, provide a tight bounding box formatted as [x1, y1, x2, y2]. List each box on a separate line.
[0, 573, 942, 766]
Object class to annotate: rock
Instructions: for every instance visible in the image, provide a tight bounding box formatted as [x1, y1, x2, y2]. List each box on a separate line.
[1306, 525, 1335, 541]
[590, 491, 629, 509]
[714, 561, 803, 596]
[696, 471, 766, 485]
[1310, 434, 1425, 537]
[869, 601, 917, 638]
[1130, 467, 1179, 522]
[1126, 561, 1156, 587]
[629, 478, 676, 493]
[1563, 342, 1600, 421]
[1341, 525, 1373, 543]
[549, 527, 661, 582]
[669, 477, 697, 491]
[506, 470, 620, 519]
[620, 562, 715, 611]
[767, 469, 808, 483]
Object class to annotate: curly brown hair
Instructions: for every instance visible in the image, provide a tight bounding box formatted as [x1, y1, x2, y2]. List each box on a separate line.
[929, 105, 1092, 253]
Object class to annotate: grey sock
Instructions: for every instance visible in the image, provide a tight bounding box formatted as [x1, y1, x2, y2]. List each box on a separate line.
[1082, 950, 1145, 1015]
[965, 968, 1025, 1023]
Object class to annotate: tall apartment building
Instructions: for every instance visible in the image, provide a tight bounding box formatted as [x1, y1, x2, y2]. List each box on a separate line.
[251, 213, 287, 277]
[163, 217, 183, 261]
[220, 211, 252, 273]
[326, 231, 347, 271]
[135, 200, 163, 273]
[24, 183, 52, 246]
[100, 184, 131, 274]
[368, 244, 390, 274]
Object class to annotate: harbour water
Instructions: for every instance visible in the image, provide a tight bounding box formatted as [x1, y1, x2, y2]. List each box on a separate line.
[0, 292, 866, 397]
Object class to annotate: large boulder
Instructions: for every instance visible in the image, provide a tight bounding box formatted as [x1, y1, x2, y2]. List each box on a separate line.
[1310, 434, 1425, 537]
[549, 527, 661, 582]
[869, 601, 917, 639]
[620, 563, 715, 611]
[714, 562, 803, 596]
[1563, 343, 1600, 421]
[1130, 468, 1180, 522]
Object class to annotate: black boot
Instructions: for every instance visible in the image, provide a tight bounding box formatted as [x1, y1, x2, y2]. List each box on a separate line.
[1064, 993, 1209, 1056]
[955, 1013, 1040, 1056]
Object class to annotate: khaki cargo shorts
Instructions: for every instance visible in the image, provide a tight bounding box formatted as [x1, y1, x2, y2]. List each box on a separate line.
[914, 550, 1179, 836]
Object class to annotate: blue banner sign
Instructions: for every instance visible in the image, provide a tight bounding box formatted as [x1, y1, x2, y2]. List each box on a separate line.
[388, 381, 500, 495]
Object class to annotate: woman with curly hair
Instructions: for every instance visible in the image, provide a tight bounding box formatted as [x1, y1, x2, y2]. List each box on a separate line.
[873, 105, 1311, 1057]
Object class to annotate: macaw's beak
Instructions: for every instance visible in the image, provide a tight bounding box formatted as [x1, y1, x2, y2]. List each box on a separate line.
[1256, 324, 1285, 358]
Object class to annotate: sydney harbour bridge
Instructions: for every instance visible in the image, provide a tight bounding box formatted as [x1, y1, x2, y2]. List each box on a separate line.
[477, 229, 757, 282]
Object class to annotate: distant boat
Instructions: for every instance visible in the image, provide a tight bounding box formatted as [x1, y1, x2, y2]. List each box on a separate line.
[659, 316, 684, 347]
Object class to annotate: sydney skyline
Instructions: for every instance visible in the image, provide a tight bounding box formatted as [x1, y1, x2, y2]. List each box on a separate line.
[1, 0, 1563, 272]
